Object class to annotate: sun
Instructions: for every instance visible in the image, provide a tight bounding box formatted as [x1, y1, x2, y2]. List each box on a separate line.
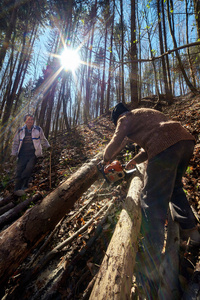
[60, 48, 81, 72]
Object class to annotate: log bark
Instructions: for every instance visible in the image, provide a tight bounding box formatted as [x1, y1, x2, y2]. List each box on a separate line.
[0, 201, 15, 216]
[0, 193, 42, 228]
[0, 195, 13, 207]
[89, 163, 145, 300]
[0, 153, 102, 290]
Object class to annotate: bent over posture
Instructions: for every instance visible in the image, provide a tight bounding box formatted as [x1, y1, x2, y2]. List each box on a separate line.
[103, 103, 200, 297]
[11, 114, 50, 196]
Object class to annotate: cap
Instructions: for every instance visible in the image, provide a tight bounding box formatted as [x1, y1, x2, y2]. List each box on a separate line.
[111, 103, 129, 126]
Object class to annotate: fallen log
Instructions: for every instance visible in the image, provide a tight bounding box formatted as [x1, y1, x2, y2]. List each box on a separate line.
[89, 163, 146, 300]
[0, 201, 15, 216]
[0, 193, 42, 229]
[0, 153, 102, 291]
[0, 195, 13, 207]
[6, 199, 115, 300]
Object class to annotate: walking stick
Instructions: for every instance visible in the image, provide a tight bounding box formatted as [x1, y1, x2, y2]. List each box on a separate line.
[49, 149, 52, 189]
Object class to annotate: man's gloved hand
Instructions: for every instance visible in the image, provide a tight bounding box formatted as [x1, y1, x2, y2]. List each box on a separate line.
[125, 158, 137, 170]
[98, 159, 110, 166]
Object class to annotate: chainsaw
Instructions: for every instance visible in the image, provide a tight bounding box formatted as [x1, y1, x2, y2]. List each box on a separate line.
[97, 160, 137, 183]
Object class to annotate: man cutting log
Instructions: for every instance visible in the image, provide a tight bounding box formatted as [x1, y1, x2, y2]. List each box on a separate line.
[103, 102, 200, 297]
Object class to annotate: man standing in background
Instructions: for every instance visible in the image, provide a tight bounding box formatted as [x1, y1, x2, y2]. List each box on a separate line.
[11, 114, 50, 196]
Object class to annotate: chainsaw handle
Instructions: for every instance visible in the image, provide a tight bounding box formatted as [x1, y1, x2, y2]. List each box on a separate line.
[125, 158, 137, 170]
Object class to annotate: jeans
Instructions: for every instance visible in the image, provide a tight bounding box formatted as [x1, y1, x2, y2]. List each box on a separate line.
[15, 155, 37, 190]
[140, 140, 196, 251]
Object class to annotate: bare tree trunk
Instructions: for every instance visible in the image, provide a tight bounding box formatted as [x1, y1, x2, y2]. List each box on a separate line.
[157, 0, 173, 103]
[0, 153, 102, 289]
[84, 0, 97, 123]
[193, 0, 200, 40]
[161, 0, 172, 97]
[13, 23, 38, 113]
[53, 82, 63, 139]
[137, 6, 142, 103]
[144, 10, 160, 98]
[120, 0, 125, 104]
[167, 0, 198, 94]
[0, 1, 18, 72]
[2, 19, 31, 125]
[106, 0, 115, 113]
[62, 83, 71, 132]
[130, 0, 138, 108]
[185, 0, 196, 88]
[44, 84, 56, 138]
[100, 27, 107, 115]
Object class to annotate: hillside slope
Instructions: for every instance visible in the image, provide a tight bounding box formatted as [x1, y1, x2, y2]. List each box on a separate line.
[0, 93, 200, 299]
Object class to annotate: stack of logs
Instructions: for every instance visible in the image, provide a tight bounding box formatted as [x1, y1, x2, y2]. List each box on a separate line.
[0, 153, 194, 299]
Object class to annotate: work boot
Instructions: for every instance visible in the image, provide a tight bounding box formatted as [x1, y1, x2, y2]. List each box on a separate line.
[14, 189, 26, 196]
[14, 178, 27, 196]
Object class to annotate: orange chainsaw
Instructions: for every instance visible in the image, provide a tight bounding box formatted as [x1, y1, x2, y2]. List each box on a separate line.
[97, 160, 137, 183]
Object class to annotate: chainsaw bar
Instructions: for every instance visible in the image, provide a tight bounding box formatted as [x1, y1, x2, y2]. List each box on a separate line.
[124, 167, 137, 174]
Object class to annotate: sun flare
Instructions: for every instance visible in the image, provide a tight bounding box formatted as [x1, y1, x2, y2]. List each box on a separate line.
[60, 48, 81, 72]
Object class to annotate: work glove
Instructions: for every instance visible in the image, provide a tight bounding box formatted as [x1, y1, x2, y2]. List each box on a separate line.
[98, 159, 110, 166]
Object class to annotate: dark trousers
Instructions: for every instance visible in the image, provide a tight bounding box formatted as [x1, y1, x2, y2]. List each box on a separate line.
[15, 155, 37, 190]
[140, 140, 196, 252]
[136, 140, 196, 295]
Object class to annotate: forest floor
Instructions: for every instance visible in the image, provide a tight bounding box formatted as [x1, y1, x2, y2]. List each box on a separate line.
[0, 92, 200, 299]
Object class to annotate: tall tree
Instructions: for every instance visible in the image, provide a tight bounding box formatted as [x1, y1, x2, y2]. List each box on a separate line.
[156, 0, 173, 103]
[120, 0, 125, 104]
[130, 0, 138, 107]
[106, 0, 115, 112]
[193, 0, 200, 40]
[143, 7, 160, 97]
[2, 21, 38, 125]
[84, 0, 98, 123]
[166, 0, 198, 94]
[100, 0, 111, 114]
[0, 0, 18, 72]
[185, 0, 196, 88]
[161, 0, 172, 96]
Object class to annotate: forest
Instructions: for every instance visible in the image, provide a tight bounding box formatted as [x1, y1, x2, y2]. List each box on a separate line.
[0, 0, 200, 299]
[0, 0, 200, 162]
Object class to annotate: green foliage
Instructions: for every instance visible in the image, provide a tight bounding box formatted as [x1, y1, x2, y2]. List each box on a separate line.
[146, 0, 152, 9]
[183, 188, 187, 195]
[186, 166, 193, 175]
[0, 174, 11, 188]
[124, 150, 132, 162]
[28, 201, 35, 209]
